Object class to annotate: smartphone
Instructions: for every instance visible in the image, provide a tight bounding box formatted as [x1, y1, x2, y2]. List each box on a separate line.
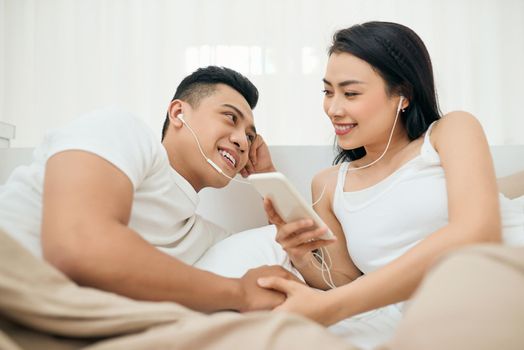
[247, 172, 335, 240]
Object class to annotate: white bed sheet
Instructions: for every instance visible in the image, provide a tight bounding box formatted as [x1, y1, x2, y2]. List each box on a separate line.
[195, 225, 400, 350]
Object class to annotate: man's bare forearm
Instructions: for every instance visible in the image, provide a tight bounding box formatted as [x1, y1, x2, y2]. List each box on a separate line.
[44, 222, 245, 312]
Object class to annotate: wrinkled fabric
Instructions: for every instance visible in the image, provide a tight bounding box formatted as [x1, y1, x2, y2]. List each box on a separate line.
[0, 228, 355, 350]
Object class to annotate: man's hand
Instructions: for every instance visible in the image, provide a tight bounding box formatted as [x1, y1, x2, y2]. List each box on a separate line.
[257, 276, 340, 326]
[237, 265, 300, 312]
[240, 134, 276, 177]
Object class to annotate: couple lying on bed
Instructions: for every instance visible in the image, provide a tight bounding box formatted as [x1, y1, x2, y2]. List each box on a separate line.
[1, 21, 523, 349]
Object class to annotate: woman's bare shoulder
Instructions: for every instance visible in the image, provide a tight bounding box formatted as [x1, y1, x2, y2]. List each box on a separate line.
[312, 164, 341, 190]
[431, 111, 484, 150]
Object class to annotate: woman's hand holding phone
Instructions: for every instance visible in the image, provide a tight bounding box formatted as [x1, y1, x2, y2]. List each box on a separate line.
[263, 198, 336, 268]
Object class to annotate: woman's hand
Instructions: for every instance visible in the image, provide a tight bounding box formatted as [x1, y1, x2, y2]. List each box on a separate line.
[237, 265, 299, 312]
[240, 134, 276, 177]
[257, 276, 340, 326]
[263, 198, 336, 268]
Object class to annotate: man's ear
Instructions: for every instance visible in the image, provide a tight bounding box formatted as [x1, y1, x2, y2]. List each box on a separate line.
[168, 100, 184, 128]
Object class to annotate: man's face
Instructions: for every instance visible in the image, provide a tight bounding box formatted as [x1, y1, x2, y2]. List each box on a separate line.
[166, 84, 256, 190]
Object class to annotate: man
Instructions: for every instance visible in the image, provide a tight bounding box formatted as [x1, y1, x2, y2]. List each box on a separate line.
[0, 66, 293, 312]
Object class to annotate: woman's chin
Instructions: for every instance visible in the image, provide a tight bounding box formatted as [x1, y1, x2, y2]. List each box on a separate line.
[337, 139, 359, 150]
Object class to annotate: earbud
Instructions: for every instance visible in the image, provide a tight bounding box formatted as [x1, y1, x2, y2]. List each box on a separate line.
[178, 113, 187, 125]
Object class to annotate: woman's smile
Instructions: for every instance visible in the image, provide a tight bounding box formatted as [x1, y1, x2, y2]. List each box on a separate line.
[334, 123, 357, 136]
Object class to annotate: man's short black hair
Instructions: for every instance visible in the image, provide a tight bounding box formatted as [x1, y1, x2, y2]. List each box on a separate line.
[161, 66, 259, 140]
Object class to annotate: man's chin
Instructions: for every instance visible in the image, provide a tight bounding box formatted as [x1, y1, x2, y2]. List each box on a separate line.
[211, 173, 233, 188]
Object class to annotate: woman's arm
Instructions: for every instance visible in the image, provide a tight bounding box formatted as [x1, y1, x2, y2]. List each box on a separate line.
[259, 111, 502, 325]
[302, 168, 363, 288]
[263, 166, 362, 290]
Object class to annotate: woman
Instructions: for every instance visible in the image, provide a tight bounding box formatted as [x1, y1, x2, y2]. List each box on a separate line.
[258, 21, 521, 332]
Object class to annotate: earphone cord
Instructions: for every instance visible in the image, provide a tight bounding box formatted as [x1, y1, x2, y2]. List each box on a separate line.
[181, 115, 251, 185]
[183, 113, 340, 289]
[343, 99, 403, 173]
[309, 97, 404, 290]
[312, 246, 337, 289]
[183, 98, 403, 290]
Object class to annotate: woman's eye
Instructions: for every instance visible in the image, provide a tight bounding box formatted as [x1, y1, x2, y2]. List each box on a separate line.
[345, 92, 359, 97]
[322, 89, 333, 96]
[247, 134, 256, 143]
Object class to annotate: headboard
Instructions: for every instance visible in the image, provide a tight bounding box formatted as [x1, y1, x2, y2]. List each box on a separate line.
[2, 145, 524, 232]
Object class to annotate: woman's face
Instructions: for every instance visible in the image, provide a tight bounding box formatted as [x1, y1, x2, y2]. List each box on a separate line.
[323, 52, 403, 151]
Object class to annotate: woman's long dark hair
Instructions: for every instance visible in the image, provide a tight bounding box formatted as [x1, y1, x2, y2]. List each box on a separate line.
[330, 22, 441, 164]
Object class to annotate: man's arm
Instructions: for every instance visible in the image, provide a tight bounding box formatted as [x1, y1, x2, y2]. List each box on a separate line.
[42, 150, 289, 312]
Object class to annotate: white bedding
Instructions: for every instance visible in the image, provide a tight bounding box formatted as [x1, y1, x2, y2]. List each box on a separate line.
[195, 195, 524, 349]
[195, 225, 401, 349]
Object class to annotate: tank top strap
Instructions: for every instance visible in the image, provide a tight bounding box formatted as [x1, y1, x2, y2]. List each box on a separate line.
[423, 120, 437, 144]
[420, 120, 441, 164]
[336, 162, 350, 193]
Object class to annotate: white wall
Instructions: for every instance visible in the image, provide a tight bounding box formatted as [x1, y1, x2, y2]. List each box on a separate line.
[1, 0, 523, 147]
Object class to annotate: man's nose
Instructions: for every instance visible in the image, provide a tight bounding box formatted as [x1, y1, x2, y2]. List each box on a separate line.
[230, 131, 248, 153]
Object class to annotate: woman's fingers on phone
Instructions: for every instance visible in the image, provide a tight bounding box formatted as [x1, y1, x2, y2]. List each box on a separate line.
[287, 226, 333, 247]
[275, 219, 315, 243]
[263, 198, 286, 226]
[291, 238, 335, 255]
[281, 226, 335, 250]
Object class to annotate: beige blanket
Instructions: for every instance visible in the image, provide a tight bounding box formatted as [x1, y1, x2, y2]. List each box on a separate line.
[2, 225, 523, 350]
[0, 228, 354, 350]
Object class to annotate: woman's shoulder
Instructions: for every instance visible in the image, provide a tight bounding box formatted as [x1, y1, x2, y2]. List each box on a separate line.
[312, 164, 342, 190]
[431, 110, 486, 152]
[433, 110, 481, 133]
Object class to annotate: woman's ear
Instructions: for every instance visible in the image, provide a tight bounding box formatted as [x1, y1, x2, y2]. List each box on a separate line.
[399, 95, 409, 111]
[402, 98, 410, 110]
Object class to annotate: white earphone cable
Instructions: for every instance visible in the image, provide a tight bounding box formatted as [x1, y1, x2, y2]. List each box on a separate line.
[178, 114, 250, 185]
[309, 96, 405, 289]
[178, 96, 404, 291]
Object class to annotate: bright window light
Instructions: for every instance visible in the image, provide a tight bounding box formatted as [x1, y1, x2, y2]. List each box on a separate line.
[185, 45, 277, 75]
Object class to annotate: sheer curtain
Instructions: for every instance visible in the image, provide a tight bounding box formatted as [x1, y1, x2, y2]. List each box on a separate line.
[1, 0, 523, 147]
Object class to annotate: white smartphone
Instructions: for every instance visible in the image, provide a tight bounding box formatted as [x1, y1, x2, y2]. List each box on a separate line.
[247, 172, 335, 240]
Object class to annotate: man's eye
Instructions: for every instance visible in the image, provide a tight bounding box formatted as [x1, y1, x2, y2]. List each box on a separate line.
[225, 113, 236, 122]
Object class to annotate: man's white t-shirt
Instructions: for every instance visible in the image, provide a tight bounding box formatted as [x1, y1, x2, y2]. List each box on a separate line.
[0, 107, 229, 264]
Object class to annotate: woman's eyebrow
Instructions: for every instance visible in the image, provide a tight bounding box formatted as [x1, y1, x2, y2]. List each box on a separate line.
[323, 78, 365, 87]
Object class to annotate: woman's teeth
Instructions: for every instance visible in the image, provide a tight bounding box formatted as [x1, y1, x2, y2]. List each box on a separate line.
[335, 124, 355, 131]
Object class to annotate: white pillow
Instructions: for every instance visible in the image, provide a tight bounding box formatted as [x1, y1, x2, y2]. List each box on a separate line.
[194, 224, 302, 279]
[514, 194, 524, 206]
[195, 225, 400, 349]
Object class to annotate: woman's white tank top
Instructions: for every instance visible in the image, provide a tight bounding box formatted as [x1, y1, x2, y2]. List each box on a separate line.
[332, 122, 524, 274]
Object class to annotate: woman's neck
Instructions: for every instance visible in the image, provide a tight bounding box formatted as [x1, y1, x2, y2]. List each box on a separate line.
[353, 133, 411, 169]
